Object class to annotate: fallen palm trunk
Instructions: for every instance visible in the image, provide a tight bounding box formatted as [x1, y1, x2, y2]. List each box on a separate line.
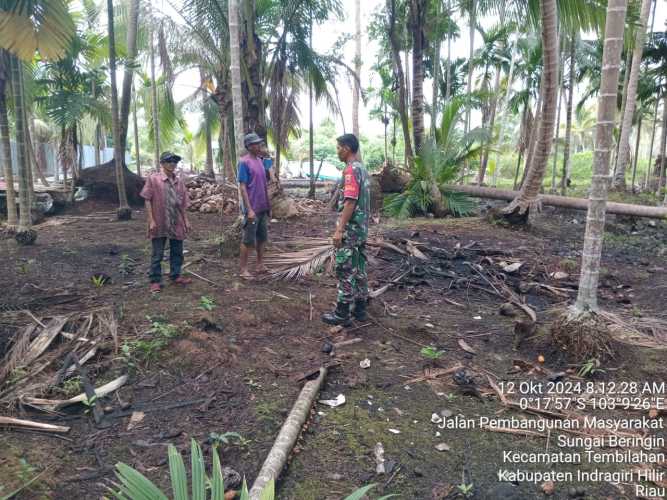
[249, 368, 327, 500]
[0, 416, 70, 433]
[447, 185, 667, 219]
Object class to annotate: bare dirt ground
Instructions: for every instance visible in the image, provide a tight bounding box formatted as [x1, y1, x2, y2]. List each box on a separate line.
[0, 200, 665, 500]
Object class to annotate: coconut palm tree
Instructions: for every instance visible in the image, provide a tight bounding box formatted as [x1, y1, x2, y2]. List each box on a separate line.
[387, 0, 414, 166]
[574, 0, 628, 313]
[501, 0, 559, 220]
[36, 33, 109, 182]
[0, 0, 76, 237]
[107, 0, 131, 220]
[0, 50, 17, 227]
[473, 23, 512, 184]
[613, 0, 652, 190]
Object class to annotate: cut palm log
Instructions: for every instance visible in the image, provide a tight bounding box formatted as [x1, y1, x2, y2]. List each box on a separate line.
[447, 185, 667, 219]
[249, 368, 327, 499]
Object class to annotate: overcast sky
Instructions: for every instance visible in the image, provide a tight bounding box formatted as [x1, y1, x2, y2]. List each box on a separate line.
[161, 0, 667, 139]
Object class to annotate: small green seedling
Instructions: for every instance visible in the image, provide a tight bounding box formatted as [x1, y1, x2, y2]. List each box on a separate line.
[82, 394, 98, 414]
[91, 275, 107, 287]
[199, 295, 216, 311]
[457, 482, 474, 498]
[421, 346, 445, 360]
[578, 358, 605, 378]
[209, 431, 251, 448]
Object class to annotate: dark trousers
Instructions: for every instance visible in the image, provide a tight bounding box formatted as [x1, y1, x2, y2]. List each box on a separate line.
[149, 238, 184, 283]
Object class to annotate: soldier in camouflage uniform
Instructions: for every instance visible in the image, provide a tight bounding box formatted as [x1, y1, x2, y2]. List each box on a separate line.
[322, 134, 371, 326]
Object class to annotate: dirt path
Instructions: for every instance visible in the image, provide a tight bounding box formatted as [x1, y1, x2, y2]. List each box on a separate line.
[0, 204, 665, 499]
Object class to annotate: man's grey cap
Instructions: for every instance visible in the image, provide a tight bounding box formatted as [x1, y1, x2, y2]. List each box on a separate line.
[244, 132, 263, 148]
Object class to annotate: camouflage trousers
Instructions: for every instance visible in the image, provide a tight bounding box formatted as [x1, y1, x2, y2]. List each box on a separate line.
[335, 243, 368, 304]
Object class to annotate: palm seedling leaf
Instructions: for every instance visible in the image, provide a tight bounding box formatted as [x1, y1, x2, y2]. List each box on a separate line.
[113, 462, 169, 500]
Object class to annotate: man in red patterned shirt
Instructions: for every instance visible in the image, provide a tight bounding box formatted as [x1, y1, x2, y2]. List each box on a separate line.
[140, 152, 192, 293]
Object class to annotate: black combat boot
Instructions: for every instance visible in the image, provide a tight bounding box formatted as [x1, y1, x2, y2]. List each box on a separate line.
[321, 302, 352, 326]
[353, 299, 368, 321]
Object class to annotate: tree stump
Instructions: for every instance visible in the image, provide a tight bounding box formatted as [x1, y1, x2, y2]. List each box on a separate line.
[377, 162, 409, 193]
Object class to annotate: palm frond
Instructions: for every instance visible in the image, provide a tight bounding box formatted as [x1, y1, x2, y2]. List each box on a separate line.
[0, 0, 75, 60]
[384, 192, 417, 219]
[266, 241, 334, 281]
[441, 190, 477, 217]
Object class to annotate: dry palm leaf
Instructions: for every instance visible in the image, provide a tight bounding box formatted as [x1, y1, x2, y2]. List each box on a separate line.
[600, 311, 667, 349]
[267, 239, 334, 280]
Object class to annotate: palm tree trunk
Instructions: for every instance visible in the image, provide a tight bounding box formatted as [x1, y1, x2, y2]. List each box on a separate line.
[383, 101, 388, 162]
[133, 87, 141, 176]
[550, 37, 564, 193]
[95, 123, 102, 166]
[240, 0, 263, 133]
[220, 118, 231, 182]
[561, 35, 576, 195]
[0, 56, 17, 227]
[410, 0, 426, 153]
[388, 0, 414, 166]
[16, 64, 34, 211]
[513, 149, 524, 190]
[613, 49, 632, 176]
[229, 0, 245, 164]
[613, 0, 652, 190]
[502, 0, 558, 216]
[75, 124, 83, 181]
[308, 9, 315, 198]
[492, 38, 517, 187]
[575, 0, 628, 313]
[444, 0, 452, 102]
[431, 1, 441, 138]
[657, 95, 667, 196]
[642, 0, 658, 190]
[107, 0, 131, 219]
[631, 116, 642, 192]
[645, 82, 661, 189]
[10, 55, 30, 232]
[352, 0, 361, 138]
[478, 66, 502, 185]
[521, 87, 542, 190]
[94, 79, 101, 166]
[149, 26, 160, 170]
[119, 0, 140, 152]
[465, 0, 475, 136]
[204, 116, 214, 177]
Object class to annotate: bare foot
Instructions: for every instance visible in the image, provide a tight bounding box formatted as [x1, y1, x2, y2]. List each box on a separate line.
[240, 270, 254, 280]
[255, 264, 269, 274]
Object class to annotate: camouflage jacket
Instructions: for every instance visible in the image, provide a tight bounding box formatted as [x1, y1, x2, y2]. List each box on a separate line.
[337, 160, 370, 245]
